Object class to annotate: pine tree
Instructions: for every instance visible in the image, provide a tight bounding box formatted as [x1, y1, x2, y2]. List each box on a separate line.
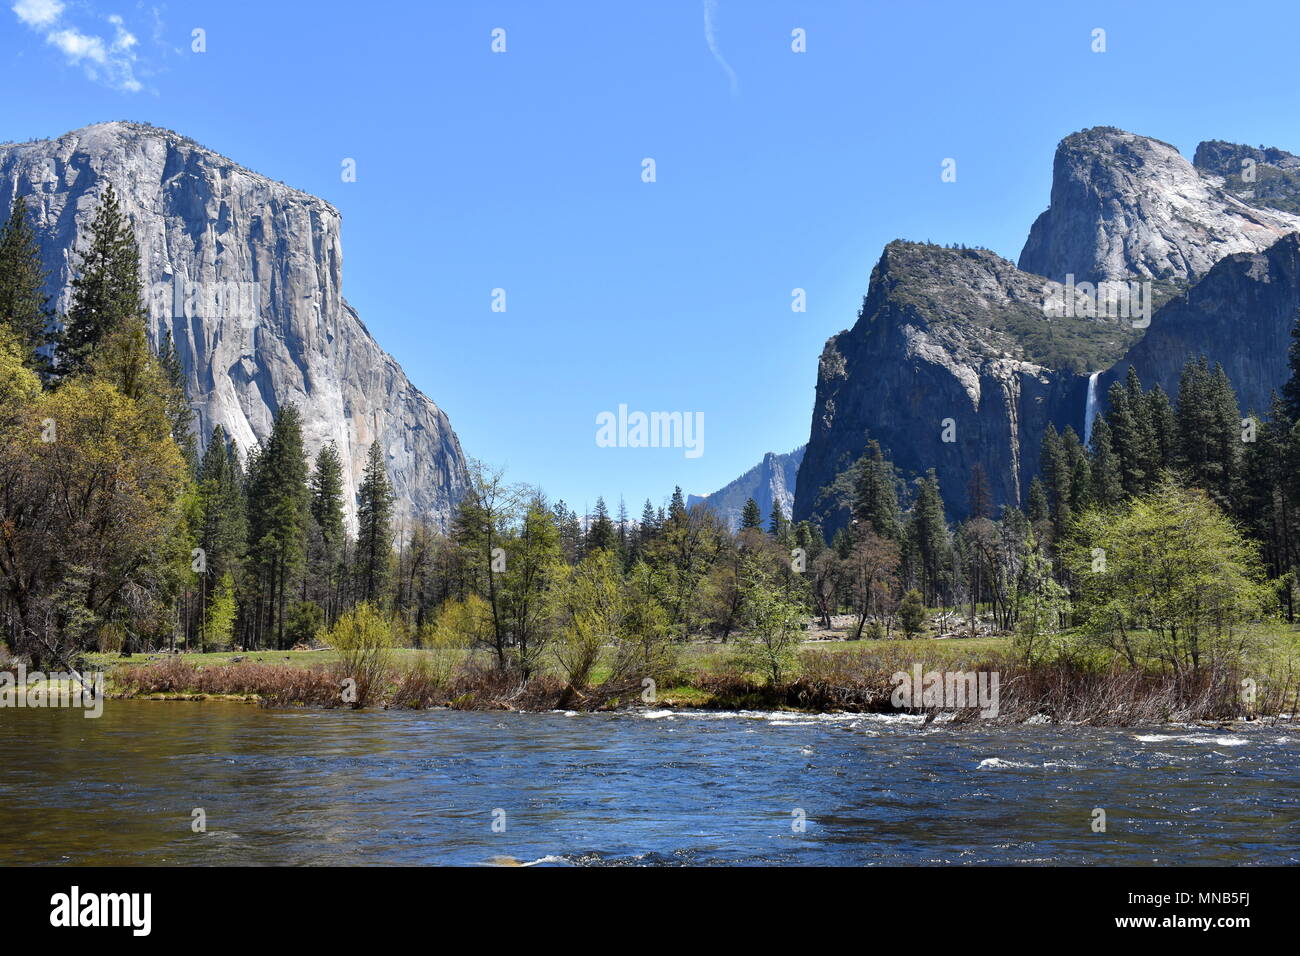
[196, 426, 248, 648]
[1039, 424, 1071, 534]
[157, 332, 196, 469]
[1176, 357, 1241, 507]
[1026, 476, 1051, 526]
[60, 184, 146, 377]
[0, 196, 53, 376]
[667, 486, 688, 528]
[246, 405, 310, 648]
[1146, 385, 1178, 478]
[309, 441, 347, 625]
[907, 470, 950, 607]
[587, 496, 616, 552]
[1281, 309, 1300, 423]
[768, 499, 792, 543]
[740, 497, 763, 530]
[1087, 415, 1123, 507]
[852, 440, 902, 539]
[355, 441, 395, 604]
[966, 462, 993, 520]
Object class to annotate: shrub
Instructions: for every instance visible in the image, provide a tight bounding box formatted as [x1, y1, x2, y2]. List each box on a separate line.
[899, 590, 926, 638]
[320, 602, 393, 708]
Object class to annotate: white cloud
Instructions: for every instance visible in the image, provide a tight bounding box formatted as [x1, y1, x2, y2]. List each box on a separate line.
[703, 0, 739, 96]
[12, 0, 63, 28]
[12, 3, 144, 93]
[48, 28, 107, 64]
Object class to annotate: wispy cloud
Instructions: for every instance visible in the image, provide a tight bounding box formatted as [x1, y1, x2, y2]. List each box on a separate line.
[11, 1, 145, 92]
[13, 0, 62, 28]
[703, 0, 738, 96]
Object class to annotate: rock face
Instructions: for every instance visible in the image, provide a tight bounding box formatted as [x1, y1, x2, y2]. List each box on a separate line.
[1097, 232, 1300, 417]
[0, 121, 469, 530]
[796, 128, 1300, 534]
[688, 446, 804, 532]
[1194, 140, 1300, 216]
[793, 242, 1106, 533]
[1019, 127, 1300, 285]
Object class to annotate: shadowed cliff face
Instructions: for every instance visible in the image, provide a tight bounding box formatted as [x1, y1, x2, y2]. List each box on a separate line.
[1098, 233, 1300, 417]
[797, 129, 1300, 535]
[1019, 127, 1300, 285]
[793, 242, 1103, 533]
[0, 121, 469, 531]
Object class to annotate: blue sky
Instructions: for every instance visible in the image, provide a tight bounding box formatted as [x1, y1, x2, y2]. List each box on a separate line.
[6, 0, 1300, 517]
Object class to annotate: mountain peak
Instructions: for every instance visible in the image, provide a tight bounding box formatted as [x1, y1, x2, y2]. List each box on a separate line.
[1019, 127, 1300, 285]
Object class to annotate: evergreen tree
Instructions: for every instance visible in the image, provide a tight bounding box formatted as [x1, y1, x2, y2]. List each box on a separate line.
[1281, 309, 1300, 423]
[1039, 424, 1071, 534]
[587, 496, 616, 552]
[1026, 476, 1051, 526]
[196, 426, 248, 649]
[906, 470, 950, 607]
[0, 196, 53, 375]
[1061, 426, 1092, 514]
[1146, 385, 1178, 478]
[309, 441, 347, 625]
[740, 496, 763, 531]
[966, 462, 993, 520]
[851, 440, 902, 539]
[667, 486, 688, 528]
[1087, 415, 1123, 507]
[157, 332, 196, 469]
[768, 499, 792, 544]
[355, 441, 395, 605]
[247, 405, 310, 648]
[60, 184, 146, 377]
[1176, 357, 1241, 507]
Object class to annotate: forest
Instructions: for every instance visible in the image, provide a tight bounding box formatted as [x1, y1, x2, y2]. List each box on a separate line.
[2, 187, 1298, 715]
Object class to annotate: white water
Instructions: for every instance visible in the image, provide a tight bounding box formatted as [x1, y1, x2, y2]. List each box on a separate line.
[1083, 371, 1101, 447]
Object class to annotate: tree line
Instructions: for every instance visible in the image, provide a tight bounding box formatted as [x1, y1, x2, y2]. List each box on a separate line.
[2, 183, 1297, 689]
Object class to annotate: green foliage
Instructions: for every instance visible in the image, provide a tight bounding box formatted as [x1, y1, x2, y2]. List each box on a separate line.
[0, 196, 53, 376]
[59, 184, 147, 378]
[898, 589, 926, 637]
[321, 602, 394, 708]
[1066, 481, 1271, 674]
[736, 562, 804, 685]
[355, 441, 394, 604]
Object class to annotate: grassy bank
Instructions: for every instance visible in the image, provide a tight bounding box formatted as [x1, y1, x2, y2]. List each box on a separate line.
[93, 624, 1300, 726]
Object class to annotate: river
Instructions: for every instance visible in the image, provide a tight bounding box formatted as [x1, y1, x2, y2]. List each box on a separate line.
[2, 701, 1295, 865]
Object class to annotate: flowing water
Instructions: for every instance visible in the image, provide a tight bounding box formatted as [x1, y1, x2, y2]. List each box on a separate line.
[1083, 370, 1101, 447]
[1, 701, 1296, 865]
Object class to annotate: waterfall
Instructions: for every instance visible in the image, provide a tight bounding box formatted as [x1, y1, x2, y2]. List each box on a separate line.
[1083, 371, 1101, 447]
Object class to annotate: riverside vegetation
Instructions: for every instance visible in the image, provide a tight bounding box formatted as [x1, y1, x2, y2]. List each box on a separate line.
[1, 189, 1299, 725]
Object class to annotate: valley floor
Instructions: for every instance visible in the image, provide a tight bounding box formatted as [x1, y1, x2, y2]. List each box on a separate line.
[76, 622, 1300, 727]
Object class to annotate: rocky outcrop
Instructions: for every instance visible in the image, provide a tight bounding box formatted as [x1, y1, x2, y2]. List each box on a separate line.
[0, 121, 469, 530]
[792, 242, 1103, 533]
[1194, 140, 1300, 216]
[688, 446, 804, 532]
[1097, 232, 1300, 417]
[1019, 127, 1300, 285]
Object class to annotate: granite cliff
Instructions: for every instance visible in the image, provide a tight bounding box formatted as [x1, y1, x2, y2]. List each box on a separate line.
[0, 122, 469, 530]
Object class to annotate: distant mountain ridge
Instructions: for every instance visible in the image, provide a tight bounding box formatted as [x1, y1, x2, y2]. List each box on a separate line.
[689, 446, 804, 531]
